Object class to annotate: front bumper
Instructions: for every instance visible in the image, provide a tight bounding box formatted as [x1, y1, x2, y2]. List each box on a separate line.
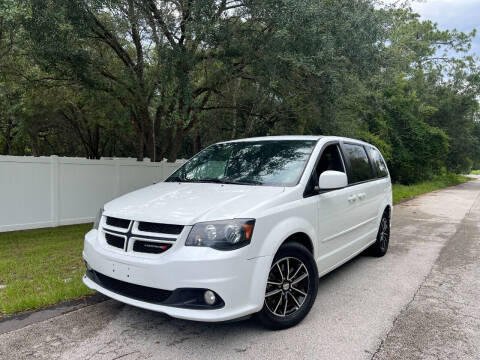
[83, 229, 272, 322]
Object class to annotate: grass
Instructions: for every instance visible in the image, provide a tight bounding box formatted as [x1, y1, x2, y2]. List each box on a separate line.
[392, 173, 472, 204]
[0, 173, 473, 316]
[471, 170, 480, 175]
[0, 223, 94, 316]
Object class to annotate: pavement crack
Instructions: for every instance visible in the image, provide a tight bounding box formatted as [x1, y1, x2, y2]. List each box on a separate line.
[167, 336, 190, 347]
[112, 351, 140, 359]
[371, 183, 480, 360]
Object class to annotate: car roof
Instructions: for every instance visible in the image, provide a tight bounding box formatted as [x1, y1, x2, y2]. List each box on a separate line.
[220, 135, 322, 143]
[218, 135, 372, 147]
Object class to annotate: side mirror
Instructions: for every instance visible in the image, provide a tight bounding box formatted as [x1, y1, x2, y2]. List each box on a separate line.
[318, 170, 348, 190]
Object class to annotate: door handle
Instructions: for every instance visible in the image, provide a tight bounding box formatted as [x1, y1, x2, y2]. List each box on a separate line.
[358, 192, 366, 200]
[348, 195, 357, 203]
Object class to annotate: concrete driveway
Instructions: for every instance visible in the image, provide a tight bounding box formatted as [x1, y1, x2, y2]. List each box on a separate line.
[1, 177, 479, 360]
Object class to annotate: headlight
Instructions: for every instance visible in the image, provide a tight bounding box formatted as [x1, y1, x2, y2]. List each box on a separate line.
[93, 207, 104, 230]
[185, 219, 255, 250]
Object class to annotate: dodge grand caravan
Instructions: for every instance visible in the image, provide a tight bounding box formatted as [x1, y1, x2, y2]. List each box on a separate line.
[83, 136, 392, 329]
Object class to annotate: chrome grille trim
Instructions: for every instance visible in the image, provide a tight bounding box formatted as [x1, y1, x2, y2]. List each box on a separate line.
[100, 218, 184, 255]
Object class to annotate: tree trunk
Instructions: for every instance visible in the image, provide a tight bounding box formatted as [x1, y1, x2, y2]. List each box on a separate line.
[231, 78, 242, 139]
[194, 131, 201, 154]
[2, 140, 9, 155]
[158, 136, 170, 162]
[135, 129, 144, 161]
[246, 117, 255, 136]
[146, 128, 155, 162]
[167, 130, 183, 162]
[93, 124, 101, 159]
[139, 108, 155, 162]
[2, 120, 13, 155]
[29, 130, 40, 157]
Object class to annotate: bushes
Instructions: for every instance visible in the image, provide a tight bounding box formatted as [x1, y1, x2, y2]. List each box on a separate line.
[363, 77, 450, 184]
[392, 174, 471, 203]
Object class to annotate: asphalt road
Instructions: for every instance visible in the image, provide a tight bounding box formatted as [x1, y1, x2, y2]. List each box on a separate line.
[1, 177, 479, 360]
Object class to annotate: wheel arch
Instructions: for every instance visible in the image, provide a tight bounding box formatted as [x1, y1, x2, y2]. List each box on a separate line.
[384, 204, 391, 218]
[376, 200, 392, 230]
[281, 232, 314, 255]
[251, 216, 317, 259]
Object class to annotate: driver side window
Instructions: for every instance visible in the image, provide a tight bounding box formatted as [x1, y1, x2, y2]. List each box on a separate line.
[304, 143, 345, 197]
[315, 144, 345, 176]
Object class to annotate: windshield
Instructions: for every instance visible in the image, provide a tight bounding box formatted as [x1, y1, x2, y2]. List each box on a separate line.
[166, 140, 317, 186]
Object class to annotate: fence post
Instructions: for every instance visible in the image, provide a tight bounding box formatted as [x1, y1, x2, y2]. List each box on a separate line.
[50, 155, 59, 227]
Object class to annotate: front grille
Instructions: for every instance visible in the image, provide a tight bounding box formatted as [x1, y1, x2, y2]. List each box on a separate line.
[105, 233, 125, 249]
[86, 270, 172, 304]
[138, 221, 183, 235]
[133, 240, 172, 254]
[106, 216, 130, 229]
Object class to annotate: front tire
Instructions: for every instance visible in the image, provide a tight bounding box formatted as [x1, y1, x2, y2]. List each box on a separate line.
[256, 242, 318, 330]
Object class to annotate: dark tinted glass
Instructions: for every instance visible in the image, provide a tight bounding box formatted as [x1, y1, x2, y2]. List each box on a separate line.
[368, 147, 389, 178]
[167, 140, 316, 186]
[315, 144, 345, 175]
[343, 144, 373, 183]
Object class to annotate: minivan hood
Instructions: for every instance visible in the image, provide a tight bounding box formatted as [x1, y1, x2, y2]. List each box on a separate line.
[104, 182, 285, 225]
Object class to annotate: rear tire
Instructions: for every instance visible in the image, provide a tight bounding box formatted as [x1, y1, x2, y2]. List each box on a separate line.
[370, 211, 390, 257]
[256, 242, 318, 330]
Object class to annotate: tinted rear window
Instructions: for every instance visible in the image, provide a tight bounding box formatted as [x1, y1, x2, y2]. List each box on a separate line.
[343, 143, 373, 183]
[368, 147, 389, 178]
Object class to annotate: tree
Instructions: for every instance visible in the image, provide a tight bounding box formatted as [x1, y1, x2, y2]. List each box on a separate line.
[23, 0, 392, 161]
[23, 0, 277, 160]
[1, 0, 478, 183]
[0, 0, 25, 154]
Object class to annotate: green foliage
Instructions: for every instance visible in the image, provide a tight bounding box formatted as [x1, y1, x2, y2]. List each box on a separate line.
[380, 76, 450, 183]
[0, 0, 479, 183]
[392, 174, 472, 204]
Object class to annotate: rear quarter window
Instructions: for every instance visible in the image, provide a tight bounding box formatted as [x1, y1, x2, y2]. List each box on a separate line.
[342, 143, 373, 183]
[368, 147, 389, 178]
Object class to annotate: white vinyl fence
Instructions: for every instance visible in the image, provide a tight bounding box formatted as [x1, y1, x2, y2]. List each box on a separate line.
[0, 156, 185, 232]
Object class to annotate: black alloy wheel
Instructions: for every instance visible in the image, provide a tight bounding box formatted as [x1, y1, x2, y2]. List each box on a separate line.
[256, 242, 318, 330]
[370, 211, 390, 257]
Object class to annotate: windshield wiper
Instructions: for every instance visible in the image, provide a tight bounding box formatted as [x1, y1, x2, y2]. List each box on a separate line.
[187, 178, 263, 186]
[221, 180, 263, 186]
[194, 178, 227, 184]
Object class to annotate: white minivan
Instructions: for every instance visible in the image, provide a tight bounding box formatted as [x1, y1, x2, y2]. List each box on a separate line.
[83, 136, 392, 329]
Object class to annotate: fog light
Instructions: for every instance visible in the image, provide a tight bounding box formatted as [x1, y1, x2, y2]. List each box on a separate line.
[84, 261, 92, 270]
[204, 290, 216, 305]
